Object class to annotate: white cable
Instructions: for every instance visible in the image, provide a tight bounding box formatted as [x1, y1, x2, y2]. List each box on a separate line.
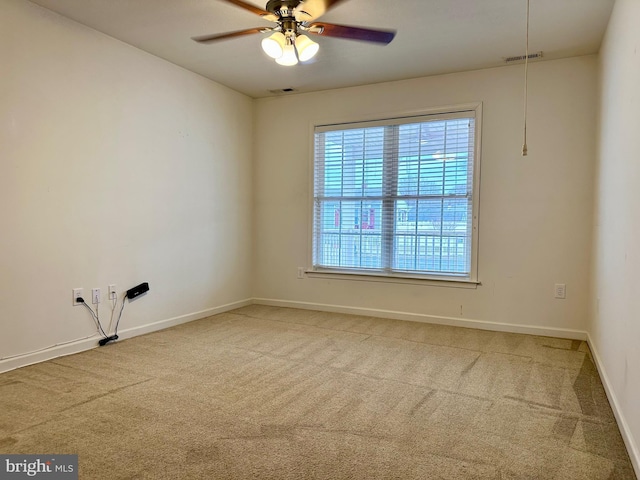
[108, 295, 117, 336]
[82, 301, 108, 338]
[0, 333, 100, 361]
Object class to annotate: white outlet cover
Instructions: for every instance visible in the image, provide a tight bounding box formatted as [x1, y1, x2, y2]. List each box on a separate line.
[554, 284, 566, 299]
[72, 288, 83, 306]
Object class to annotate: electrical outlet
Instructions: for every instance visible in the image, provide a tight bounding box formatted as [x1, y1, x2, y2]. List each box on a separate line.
[108, 284, 117, 300]
[92, 288, 101, 304]
[72, 288, 83, 306]
[554, 283, 566, 299]
[297, 267, 304, 279]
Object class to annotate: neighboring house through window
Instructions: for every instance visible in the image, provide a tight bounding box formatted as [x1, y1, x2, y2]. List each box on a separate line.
[312, 104, 481, 283]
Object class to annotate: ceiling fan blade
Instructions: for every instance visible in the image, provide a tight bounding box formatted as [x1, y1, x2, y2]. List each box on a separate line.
[192, 27, 269, 44]
[308, 22, 396, 44]
[220, 0, 278, 22]
[294, 0, 347, 22]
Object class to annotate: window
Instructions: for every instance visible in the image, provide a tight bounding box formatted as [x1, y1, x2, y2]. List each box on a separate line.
[312, 106, 480, 282]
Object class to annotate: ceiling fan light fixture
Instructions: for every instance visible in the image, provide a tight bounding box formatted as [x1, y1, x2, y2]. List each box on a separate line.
[295, 34, 319, 62]
[276, 43, 298, 66]
[261, 31, 286, 59]
[192, 0, 396, 68]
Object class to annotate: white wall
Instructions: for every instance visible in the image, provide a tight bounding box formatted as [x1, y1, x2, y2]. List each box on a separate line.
[0, 0, 253, 370]
[591, 0, 640, 472]
[253, 56, 597, 336]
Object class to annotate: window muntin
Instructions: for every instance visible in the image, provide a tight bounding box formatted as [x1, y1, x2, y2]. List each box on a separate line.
[313, 108, 479, 281]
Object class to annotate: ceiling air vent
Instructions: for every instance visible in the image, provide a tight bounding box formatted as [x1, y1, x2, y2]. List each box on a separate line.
[504, 51, 543, 63]
[268, 88, 297, 95]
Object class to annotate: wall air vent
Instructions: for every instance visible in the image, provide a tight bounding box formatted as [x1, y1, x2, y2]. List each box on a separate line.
[504, 51, 543, 63]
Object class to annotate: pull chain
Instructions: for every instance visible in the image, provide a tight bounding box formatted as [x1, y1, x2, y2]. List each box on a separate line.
[522, 0, 530, 156]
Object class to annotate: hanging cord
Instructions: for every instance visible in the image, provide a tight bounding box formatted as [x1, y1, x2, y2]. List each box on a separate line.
[107, 291, 118, 336]
[80, 299, 108, 339]
[114, 295, 127, 338]
[98, 294, 125, 346]
[522, 0, 530, 156]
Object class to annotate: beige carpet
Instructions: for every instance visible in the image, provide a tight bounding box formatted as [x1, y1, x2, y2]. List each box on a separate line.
[0, 305, 636, 479]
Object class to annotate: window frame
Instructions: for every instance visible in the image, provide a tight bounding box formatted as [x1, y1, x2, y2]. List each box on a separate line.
[307, 103, 482, 286]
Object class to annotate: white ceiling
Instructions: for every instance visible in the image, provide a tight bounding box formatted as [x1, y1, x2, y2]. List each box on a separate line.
[27, 0, 614, 98]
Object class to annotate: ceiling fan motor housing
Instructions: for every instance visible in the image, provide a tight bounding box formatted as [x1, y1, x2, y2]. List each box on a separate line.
[266, 0, 303, 19]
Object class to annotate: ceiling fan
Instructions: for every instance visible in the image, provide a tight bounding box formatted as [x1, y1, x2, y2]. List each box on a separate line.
[192, 0, 396, 66]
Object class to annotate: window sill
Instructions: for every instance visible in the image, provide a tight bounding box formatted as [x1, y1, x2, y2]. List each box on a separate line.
[305, 269, 480, 289]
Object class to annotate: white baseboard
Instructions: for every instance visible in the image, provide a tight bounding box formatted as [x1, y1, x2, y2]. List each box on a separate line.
[0, 336, 103, 375]
[0, 298, 252, 374]
[114, 298, 252, 342]
[251, 298, 588, 340]
[587, 334, 640, 478]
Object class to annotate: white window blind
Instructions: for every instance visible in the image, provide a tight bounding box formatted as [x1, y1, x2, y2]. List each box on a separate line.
[313, 108, 479, 281]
